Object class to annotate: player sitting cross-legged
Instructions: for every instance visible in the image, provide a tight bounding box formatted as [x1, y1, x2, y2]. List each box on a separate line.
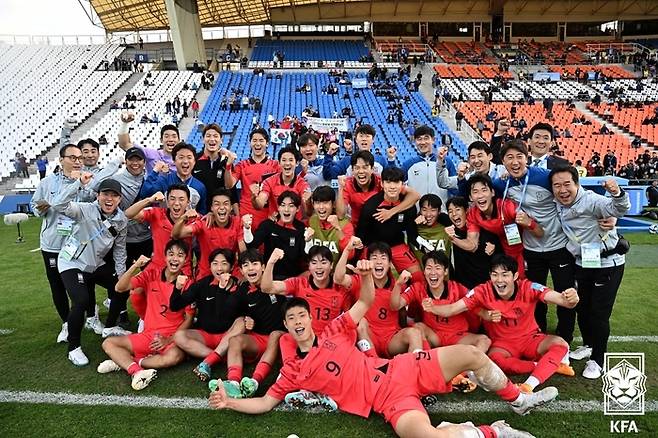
[209, 258, 558, 438]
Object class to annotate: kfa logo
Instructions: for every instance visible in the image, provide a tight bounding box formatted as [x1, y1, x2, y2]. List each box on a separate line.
[602, 353, 646, 434]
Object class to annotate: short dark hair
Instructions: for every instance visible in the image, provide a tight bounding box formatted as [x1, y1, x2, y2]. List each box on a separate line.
[467, 173, 495, 195]
[468, 141, 491, 155]
[422, 250, 450, 270]
[172, 142, 197, 160]
[167, 183, 190, 199]
[490, 254, 518, 274]
[499, 139, 528, 158]
[278, 146, 300, 161]
[59, 143, 80, 158]
[575, 160, 582, 166]
[354, 124, 376, 137]
[165, 239, 189, 256]
[446, 196, 468, 210]
[367, 241, 392, 261]
[209, 247, 235, 267]
[238, 248, 263, 266]
[283, 297, 311, 319]
[351, 150, 374, 167]
[160, 124, 179, 139]
[414, 125, 435, 139]
[203, 123, 223, 137]
[77, 138, 99, 150]
[308, 245, 333, 262]
[211, 188, 232, 202]
[419, 193, 442, 211]
[381, 166, 405, 183]
[549, 165, 580, 186]
[250, 127, 269, 142]
[311, 185, 335, 203]
[528, 122, 554, 140]
[278, 190, 301, 207]
[297, 133, 319, 148]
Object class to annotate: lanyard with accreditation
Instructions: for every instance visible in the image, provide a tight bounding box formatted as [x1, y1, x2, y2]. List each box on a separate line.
[500, 174, 529, 246]
[61, 217, 115, 261]
[559, 206, 607, 268]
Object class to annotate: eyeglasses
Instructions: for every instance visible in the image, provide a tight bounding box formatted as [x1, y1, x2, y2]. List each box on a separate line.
[64, 155, 83, 162]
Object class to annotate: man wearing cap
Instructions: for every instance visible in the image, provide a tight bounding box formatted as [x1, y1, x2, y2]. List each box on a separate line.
[52, 177, 128, 366]
[117, 113, 178, 174]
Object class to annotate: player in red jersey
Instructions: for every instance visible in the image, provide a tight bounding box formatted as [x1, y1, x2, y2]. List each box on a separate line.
[336, 150, 419, 227]
[465, 174, 543, 279]
[430, 254, 577, 393]
[97, 240, 194, 390]
[334, 238, 424, 358]
[224, 128, 281, 230]
[391, 251, 491, 352]
[252, 146, 311, 220]
[171, 188, 246, 279]
[209, 259, 557, 438]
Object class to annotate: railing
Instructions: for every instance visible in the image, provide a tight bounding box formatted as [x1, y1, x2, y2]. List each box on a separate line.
[0, 34, 107, 45]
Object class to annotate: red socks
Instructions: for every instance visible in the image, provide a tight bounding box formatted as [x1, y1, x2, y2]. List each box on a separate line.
[495, 380, 521, 402]
[130, 293, 147, 320]
[477, 425, 497, 438]
[227, 365, 242, 382]
[203, 352, 222, 367]
[127, 362, 143, 376]
[252, 361, 272, 384]
[489, 352, 536, 375]
[531, 344, 568, 384]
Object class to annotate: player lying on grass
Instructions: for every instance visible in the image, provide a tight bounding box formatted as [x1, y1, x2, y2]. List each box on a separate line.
[209, 259, 557, 438]
[169, 248, 246, 382]
[429, 254, 577, 393]
[334, 238, 426, 358]
[98, 240, 193, 390]
[390, 251, 491, 352]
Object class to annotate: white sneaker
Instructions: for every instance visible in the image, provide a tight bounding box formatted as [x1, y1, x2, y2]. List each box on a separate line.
[103, 298, 111, 309]
[583, 360, 603, 379]
[131, 369, 157, 390]
[102, 326, 132, 338]
[68, 347, 89, 366]
[97, 359, 122, 374]
[491, 420, 536, 438]
[510, 386, 559, 416]
[85, 315, 105, 335]
[569, 345, 592, 361]
[56, 322, 68, 343]
[137, 318, 145, 333]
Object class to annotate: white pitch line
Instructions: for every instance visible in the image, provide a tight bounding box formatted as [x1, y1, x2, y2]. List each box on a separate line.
[1, 390, 657, 414]
[29, 247, 41, 253]
[0, 329, 14, 335]
[573, 336, 658, 343]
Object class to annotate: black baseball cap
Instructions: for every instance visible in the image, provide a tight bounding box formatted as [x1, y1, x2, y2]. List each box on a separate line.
[125, 147, 146, 160]
[98, 179, 122, 196]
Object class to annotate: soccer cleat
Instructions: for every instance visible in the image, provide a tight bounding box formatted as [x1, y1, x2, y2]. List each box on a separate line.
[56, 322, 68, 343]
[510, 386, 558, 415]
[582, 360, 603, 379]
[569, 345, 592, 361]
[137, 319, 145, 334]
[517, 383, 533, 394]
[555, 362, 575, 377]
[68, 347, 89, 366]
[193, 362, 212, 382]
[85, 315, 105, 335]
[240, 377, 259, 397]
[285, 390, 338, 411]
[97, 359, 121, 374]
[131, 369, 157, 390]
[208, 379, 220, 392]
[491, 420, 536, 438]
[451, 372, 477, 393]
[222, 380, 243, 399]
[421, 394, 440, 407]
[102, 326, 132, 338]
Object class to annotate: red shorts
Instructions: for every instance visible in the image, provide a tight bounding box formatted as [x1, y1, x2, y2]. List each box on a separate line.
[245, 332, 270, 362]
[390, 244, 419, 272]
[128, 330, 176, 361]
[370, 328, 398, 359]
[197, 329, 226, 349]
[491, 333, 546, 360]
[437, 330, 466, 347]
[373, 349, 451, 428]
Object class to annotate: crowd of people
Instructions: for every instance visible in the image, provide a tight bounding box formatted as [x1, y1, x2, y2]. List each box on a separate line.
[31, 107, 634, 436]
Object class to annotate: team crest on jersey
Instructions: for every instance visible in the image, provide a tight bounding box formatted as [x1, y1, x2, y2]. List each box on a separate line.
[530, 282, 546, 292]
[323, 340, 337, 351]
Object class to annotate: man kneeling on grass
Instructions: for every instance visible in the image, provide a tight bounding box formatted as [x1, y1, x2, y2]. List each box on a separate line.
[97, 240, 194, 390]
[209, 259, 558, 438]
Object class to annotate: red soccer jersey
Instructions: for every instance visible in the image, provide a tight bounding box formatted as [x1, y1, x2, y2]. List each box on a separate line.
[232, 157, 281, 229]
[140, 207, 193, 274]
[266, 312, 389, 418]
[401, 280, 470, 336]
[283, 276, 351, 334]
[189, 215, 243, 279]
[130, 268, 193, 335]
[342, 174, 381, 226]
[462, 279, 549, 341]
[467, 198, 525, 265]
[350, 274, 399, 339]
[260, 172, 310, 220]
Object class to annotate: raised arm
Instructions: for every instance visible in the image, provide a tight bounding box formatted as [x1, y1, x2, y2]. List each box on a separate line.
[425, 297, 469, 318]
[346, 259, 376, 324]
[118, 113, 134, 151]
[333, 236, 363, 288]
[543, 287, 580, 309]
[125, 191, 164, 221]
[171, 209, 199, 239]
[335, 175, 348, 220]
[390, 270, 412, 310]
[51, 172, 93, 219]
[515, 210, 544, 238]
[261, 248, 288, 295]
[115, 255, 150, 292]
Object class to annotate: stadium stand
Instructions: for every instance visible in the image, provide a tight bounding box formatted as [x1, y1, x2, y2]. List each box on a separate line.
[250, 40, 369, 61]
[549, 65, 635, 79]
[434, 64, 513, 79]
[588, 78, 658, 101]
[588, 102, 658, 147]
[432, 41, 498, 64]
[0, 44, 128, 179]
[376, 39, 432, 58]
[441, 78, 593, 101]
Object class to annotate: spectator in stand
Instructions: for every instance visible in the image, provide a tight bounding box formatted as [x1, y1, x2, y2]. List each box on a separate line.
[603, 150, 617, 175]
[599, 125, 611, 135]
[36, 155, 48, 179]
[455, 109, 464, 131]
[18, 154, 29, 178]
[191, 99, 200, 118]
[574, 160, 588, 178]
